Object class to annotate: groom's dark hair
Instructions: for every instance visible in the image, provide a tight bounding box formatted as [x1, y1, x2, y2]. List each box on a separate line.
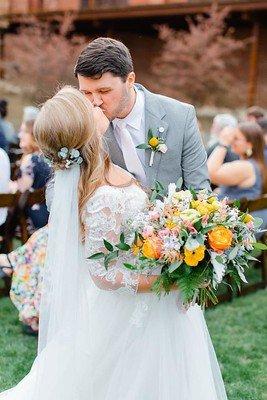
[74, 37, 133, 81]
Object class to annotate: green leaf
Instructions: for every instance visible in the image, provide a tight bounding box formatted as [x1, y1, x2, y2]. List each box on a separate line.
[176, 177, 183, 190]
[87, 252, 105, 260]
[104, 239, 113, 252]
[215, 255, 224, 264]
[123, 263, 137, 270]
[104, 251, 119, 269]
[228, 247, 239, 260]
[253, 242, 267, 250]
[253, 217, 263, 229]
[233, 199, 241, 208]
[155, 180, 165, 191]
[147, 128, 153, 140]
[189, 186, 197, 200]
[136, 143, 151, 150]
[168, 260, 182, 273]
[116, 243, 131, 251]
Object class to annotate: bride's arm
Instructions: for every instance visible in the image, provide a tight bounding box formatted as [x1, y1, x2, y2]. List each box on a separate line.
[137, 275, 178, 293]
[84, 191, 178, 294]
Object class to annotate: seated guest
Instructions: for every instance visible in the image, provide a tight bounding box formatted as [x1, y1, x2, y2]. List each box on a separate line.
[258, 118, 267, 163]
[208, 122, 267, 231]
[207, 122, 267, 200]
[9, 118, 51, 229]
[245, 106, 265, 122]
[0, 99, 17, 145]
[0, 226, 48, 334]
[0, 127, 8, 152]
[0, 148, 10, 228]
[207, 113, 239, 163]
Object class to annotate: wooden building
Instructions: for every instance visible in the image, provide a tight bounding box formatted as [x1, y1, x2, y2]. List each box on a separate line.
[0, 0, 266, 107]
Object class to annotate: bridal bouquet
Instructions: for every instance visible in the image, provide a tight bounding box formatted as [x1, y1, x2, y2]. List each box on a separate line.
[89, 180, 266, 308]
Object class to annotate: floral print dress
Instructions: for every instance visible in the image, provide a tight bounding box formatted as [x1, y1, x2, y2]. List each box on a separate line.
[8, 226, 48, 327]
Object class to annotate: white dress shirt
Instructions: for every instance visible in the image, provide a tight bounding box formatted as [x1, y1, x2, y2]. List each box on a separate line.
[0, 148, 11, 226]
[112, 88, 146, 166]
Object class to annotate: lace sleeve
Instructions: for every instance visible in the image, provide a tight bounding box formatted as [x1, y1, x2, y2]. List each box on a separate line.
[84, 189, 140, 294]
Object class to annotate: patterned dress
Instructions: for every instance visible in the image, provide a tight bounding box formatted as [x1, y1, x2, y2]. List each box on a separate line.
[8, 226, 48, 327]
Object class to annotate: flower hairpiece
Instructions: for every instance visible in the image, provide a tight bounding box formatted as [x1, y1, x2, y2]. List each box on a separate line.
[44, 147, 83, 169]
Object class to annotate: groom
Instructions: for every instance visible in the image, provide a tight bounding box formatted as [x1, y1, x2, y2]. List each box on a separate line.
[75, 37, 210, 190]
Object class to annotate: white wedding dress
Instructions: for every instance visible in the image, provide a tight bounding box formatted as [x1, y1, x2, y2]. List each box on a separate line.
[0, 183, 228, 400]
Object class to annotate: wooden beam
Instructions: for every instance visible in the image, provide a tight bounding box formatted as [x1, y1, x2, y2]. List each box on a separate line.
[1, 1, 267, 21]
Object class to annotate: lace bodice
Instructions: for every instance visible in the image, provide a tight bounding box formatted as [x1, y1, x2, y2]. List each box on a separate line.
[84, 184, 148, 294]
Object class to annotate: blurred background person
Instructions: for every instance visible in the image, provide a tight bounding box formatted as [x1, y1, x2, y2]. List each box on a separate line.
[245, 106, 265, 122]
[207, 122, 267, 201]
[206, 113, 239, 163]
[0, 147, 10, 229]
[0, 226, 48, 334]
[257, 118, 267, 163]
[8, 112, 51, 229]
[0, 99, 17, 147]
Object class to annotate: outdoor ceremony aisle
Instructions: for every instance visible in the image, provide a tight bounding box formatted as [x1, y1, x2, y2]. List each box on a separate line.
[0, 290, 266, 400]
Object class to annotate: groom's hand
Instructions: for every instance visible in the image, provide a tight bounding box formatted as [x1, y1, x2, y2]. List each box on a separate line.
[93, 106, 110, 136]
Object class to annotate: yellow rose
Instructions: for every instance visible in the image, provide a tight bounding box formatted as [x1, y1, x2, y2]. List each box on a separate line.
[142, 237, 162, 259]
[165, 219, 176, 229]
[149, 137, 159, 148]
[179, 209, 201, 222]
[208, 226, 233, 252]
[243, 214, 254, 224]
[184, 245, 206, 267]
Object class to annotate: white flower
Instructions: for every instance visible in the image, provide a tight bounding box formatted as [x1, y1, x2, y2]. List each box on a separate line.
[158, 143, 168, 153]
[179, 209, 200, 222]
[210, 252, 227, 287]
[167, 183, 177, 200]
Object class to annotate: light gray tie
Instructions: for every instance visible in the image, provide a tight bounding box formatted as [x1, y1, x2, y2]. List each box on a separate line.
[115, 121, 146, 185]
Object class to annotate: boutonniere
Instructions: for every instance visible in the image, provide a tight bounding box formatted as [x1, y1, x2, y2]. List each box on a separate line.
[136, 128, 168, 167]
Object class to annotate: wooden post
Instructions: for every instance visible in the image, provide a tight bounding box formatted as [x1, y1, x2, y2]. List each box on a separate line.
[0, 29, 4, 79]
[247, 21, 260, 107]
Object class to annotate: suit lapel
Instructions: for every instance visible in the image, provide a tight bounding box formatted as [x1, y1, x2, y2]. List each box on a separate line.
[135, 84, 169, 186]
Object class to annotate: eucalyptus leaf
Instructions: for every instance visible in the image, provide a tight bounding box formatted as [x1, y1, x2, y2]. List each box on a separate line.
[168, 260, 182, 273]
[136, 143, 151, 150]
[176, 177, 183, 190]
[116, 243, 131, 251]
[228, 247, 239, 260]
[252, 217, 263, 229]
[104, 239, 114, 252]
[123, 263, 137, 270]
[87, 252, 105, 260]
[147, 128, 153, 140]
[253, 242, 267, 250]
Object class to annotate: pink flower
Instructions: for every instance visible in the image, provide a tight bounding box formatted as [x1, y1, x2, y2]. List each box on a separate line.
[142, 225, 154, 238]
[149, 211, 160, 221]
[158, 229, 171, 238]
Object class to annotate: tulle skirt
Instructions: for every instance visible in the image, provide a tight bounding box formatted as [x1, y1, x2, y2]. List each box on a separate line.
[0, 285, 228, 400]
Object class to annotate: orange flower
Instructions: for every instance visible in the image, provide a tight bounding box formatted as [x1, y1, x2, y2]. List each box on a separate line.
[208, 226, 233, 252]
[132, 237, 143, 256]
[142, 237, 162, 259]
[184, 245, 206, 267]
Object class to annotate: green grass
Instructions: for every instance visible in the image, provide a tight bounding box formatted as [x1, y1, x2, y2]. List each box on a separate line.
[0, 290, 266, 399]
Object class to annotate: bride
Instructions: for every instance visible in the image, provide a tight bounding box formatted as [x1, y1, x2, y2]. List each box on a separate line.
[0, 86, 228, 400]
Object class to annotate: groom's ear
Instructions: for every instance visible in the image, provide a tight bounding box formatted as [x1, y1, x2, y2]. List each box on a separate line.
[126, 72, 135, 88]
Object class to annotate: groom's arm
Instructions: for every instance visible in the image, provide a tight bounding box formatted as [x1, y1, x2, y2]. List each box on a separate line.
[181, 105, 211, 191]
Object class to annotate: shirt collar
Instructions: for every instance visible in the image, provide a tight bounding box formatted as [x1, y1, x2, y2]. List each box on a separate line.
[112, 88, 144, 131]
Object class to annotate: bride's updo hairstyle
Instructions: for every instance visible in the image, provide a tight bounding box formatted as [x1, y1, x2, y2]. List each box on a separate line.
[34, 85, 110, 218]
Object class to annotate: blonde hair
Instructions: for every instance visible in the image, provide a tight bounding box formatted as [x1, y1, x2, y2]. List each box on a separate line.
[33, 85, 111, 225]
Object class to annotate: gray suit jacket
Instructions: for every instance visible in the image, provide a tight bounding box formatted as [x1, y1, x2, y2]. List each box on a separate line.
[104, 84, 210, 190]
